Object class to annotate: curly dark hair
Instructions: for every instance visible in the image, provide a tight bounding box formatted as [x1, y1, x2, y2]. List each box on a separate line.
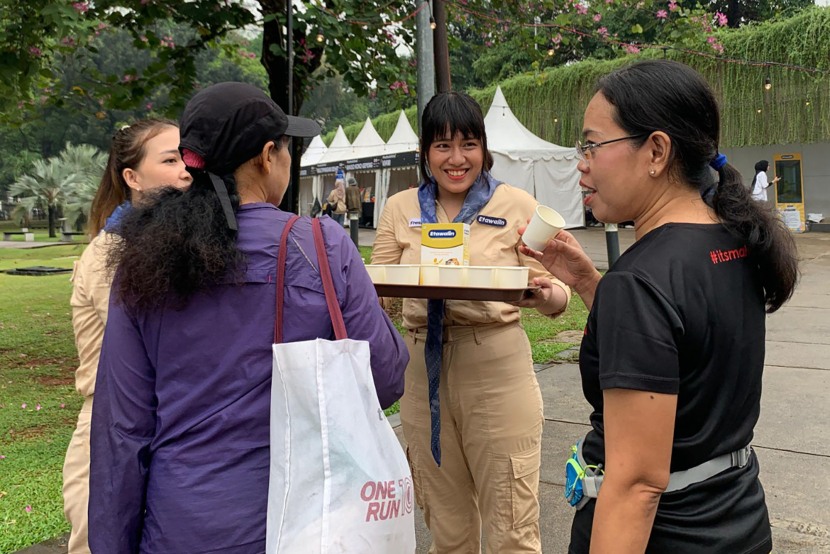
[107, 170, 247, 311]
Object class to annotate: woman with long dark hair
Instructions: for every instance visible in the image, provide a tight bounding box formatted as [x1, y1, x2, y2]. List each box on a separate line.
[373, 92, 571, 552]
[87, 82, 408, 553]
[521, 60, 798, 553]
[64, 119, 191, 554]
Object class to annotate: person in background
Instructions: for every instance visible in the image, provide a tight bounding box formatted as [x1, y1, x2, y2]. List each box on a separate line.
[327, 178, 348, 225]
[521, 59, 798, 554]
[88, 82, 408, 554]
[64, 119, 191, 554]
[372, 92, 570, 553]
[346, 176, 362, 225]
[751, 159, 779, 204]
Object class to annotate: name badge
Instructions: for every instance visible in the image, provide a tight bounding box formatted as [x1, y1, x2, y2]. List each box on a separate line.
[477, 215, 507, 227]
[409, 218, 422, 227]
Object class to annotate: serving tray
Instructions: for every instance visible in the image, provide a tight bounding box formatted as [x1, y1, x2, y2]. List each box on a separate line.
[374, 284, 538, 302]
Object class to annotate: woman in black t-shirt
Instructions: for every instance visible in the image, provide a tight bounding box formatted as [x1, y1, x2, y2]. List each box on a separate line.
[520, 60, 798, 553]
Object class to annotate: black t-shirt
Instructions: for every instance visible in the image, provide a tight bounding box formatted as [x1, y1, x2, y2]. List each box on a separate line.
[570, 223, 772, 554]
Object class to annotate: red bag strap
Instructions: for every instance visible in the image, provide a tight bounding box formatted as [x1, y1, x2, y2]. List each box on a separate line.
[274, 216, 300, 344]
[274, 216, 348, 343]
[312, 218, 348, 341]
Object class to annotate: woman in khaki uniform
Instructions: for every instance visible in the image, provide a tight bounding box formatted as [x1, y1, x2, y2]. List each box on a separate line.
[64, 119, 192, 554]
[372, 92, 571, 553]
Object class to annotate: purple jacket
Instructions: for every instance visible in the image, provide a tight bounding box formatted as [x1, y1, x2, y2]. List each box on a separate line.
[88, 204, 408, 554]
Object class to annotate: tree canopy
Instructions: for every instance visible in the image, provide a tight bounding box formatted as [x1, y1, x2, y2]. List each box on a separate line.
[1, 0, 818, 204]
[1, 0, 421, 121]
[0, 23, 266, 197]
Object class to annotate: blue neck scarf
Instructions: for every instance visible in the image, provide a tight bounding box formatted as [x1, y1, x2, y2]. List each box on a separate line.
[418, 171, 502, 466]
[418, 171, 501, 225]
[103, 201, 132, 235]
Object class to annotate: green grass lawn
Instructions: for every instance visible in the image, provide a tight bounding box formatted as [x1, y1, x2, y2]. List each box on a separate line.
[0, 244, 588, 552]
[0, 245, 86, 553]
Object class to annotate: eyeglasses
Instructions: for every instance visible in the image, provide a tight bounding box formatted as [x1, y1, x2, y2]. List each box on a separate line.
[575, 134, 648, 164]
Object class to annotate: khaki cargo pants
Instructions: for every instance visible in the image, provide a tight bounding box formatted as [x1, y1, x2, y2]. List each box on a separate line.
[401, 322, 544, 553]
[62, 396, 93, 554]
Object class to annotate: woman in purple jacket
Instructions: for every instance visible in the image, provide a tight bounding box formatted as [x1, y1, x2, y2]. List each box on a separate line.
[88, 82, 409, 554]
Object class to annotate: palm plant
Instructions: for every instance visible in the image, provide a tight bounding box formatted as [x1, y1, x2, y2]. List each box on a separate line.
[10, 159, 80, 238]
[9, 143, 107, 237]
[60, 143, 107, 230]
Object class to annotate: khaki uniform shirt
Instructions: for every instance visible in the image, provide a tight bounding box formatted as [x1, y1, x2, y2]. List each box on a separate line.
[372, 185, 571, 330]
[69, 231, 118, 398]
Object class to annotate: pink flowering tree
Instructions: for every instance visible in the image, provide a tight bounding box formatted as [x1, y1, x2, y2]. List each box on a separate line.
[448, 0, 733, 83]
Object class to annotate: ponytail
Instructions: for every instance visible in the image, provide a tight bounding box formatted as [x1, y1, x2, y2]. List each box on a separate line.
[108, 172, 246, 311]
[712, 163, 798, 313]
[89, 119, 178, 237]
[89, 152, 129, 236]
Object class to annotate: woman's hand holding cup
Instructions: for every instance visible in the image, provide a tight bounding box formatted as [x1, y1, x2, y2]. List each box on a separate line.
[518, 222, 602, 310]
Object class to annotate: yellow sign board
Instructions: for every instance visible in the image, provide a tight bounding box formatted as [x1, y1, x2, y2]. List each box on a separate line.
[773, 154, 806, 233]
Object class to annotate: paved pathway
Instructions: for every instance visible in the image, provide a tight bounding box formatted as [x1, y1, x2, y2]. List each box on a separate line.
[0, 241, 85, 250]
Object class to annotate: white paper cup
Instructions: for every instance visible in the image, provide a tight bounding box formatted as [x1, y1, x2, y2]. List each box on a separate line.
[385, 265, 421, 285]
[522, 205, 566, 252]
[438, 265, 465, 287]
[466, 266, 496, 288]
[495, 267, 530, 289]
[364, 265, 386, 284]
[421, 265, 441, 286]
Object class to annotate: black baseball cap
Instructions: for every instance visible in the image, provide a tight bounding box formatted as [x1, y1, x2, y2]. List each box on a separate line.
[179, 82, 320, 174]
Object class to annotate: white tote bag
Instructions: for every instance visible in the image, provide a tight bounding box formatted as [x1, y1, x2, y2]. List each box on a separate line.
[266, 217, 415, 554]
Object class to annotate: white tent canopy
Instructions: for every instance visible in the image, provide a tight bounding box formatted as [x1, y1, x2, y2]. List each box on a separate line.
[299, 136, 327, 216]
[318, 125, 352, 164]
[386, 111, 419, 154]
[346, 118, 393, 228]
[349, 118, 386, 159]
[300, 135, 327, 167]
[484, 86, 583, 228]
[373, 111, 421, 228]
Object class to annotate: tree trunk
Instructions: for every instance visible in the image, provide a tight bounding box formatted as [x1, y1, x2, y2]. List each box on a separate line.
[433, 0, 452, 93]
[48, 204, 56, 238]
[727, 0, 741, 28]
[259, 0, 323, 214]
